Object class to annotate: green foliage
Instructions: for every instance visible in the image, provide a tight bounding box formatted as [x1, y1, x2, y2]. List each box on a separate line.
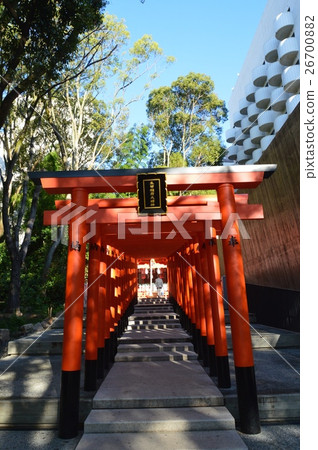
[0, 3, 174, 314]
[0, 0, 107, 127]
[147, 72, 228, 167]
[21, 230, 67, 316]
[0, 315, 25, 338]
[169, 152, 185, 168]
[112, 124, 152, 169]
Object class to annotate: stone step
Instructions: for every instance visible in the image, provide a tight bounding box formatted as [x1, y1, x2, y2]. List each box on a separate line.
[118, 329, 192, 345]
[6, 322, 299, 357]
[133, 308, 174, 313]
[93, 360, 224, 409]
[115, 350, 198, 362]
[225, 392, 300, 423]
[84, 406, 235, 433]
[226, 325, 300, 349]
[130, 313, 179, 320]
[7, 329, 66, 355]
[117, 342, 194, 353]
[135, 302, 173, 307]
[127, 323, 182, 331]
[76, 430, 247, 450]
[137, 299, 171, 304]
[128, 318, 180, 325]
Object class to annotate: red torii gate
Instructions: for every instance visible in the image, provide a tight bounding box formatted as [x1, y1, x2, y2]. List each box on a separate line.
[29, 165, 276, 438]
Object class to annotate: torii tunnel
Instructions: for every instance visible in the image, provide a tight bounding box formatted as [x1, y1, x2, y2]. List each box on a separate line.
[29, 165, 276, 438]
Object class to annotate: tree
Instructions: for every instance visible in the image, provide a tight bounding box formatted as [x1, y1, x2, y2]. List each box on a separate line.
[112, 124, 152, 169]
[0, 97, 47, 313]
[44, 16, 172, 171]
[0, 0, 106, 128]
[146, 72, 228, 167]
[0, 7, 173, 313]
[0, 0, 106, 313]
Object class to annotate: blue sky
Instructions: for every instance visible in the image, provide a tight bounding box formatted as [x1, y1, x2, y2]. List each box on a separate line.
[106, 0, 268, 144]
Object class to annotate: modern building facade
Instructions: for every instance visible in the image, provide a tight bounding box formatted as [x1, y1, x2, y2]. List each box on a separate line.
[221, 0, 300, 331]
[224, 0, 300, 165]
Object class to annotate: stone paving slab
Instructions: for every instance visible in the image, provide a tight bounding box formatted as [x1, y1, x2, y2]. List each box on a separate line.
[218, 348, 300, 396]
[115, 349, 197, 362]
[6, 323, 299, 357]
[93, 360, 224, 409]
[131, 313, 178, 319]
[76, 430, 247, 450]
[127, 323, 182, 330]
[0, 355, 91, 399]
[117, 342, 194, 353]
[119, 327, 192, 344]
[84, 406, 235, 433]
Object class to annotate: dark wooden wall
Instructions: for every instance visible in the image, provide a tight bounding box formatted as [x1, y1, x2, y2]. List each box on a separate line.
[239, 104, 300, 291]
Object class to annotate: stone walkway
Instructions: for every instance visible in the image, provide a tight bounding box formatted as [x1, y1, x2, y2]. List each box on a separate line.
[76, 300, 247, 449]
[0, 297, 300, 448]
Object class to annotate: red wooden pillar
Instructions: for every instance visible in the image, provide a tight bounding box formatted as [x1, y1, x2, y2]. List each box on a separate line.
[104, 245, 112, 371]
[189, 242, 201, 356]
[168, 256, 174, 300]
[186, 245, 196, 333]
[193, 238, 209, 366]
[176, 256, 182, 309]
[199, 232, 217, 376]
[183, 247, 192, 332]
[171, 255, 177, 301]
[206, 228, 231, 388]
[97, 237, 106, 379]
[59, 187, 88, 439]
[84, 224, 101, 391]
[217, 183, 260, 434]
[110, 248, 118, 360]
[179, 247, 188, 329]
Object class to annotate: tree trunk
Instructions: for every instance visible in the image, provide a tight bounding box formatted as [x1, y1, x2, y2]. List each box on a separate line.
[9, 253, 22, 315]
[2, 167, 41, 314]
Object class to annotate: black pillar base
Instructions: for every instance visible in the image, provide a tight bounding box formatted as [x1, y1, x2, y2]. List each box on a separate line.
[208, 344, 217, 376]
[196, 328, 203, 360]
[97, 347, 105, 379]
[186, 316, 192, 334]
[235, 365, 261, 434]
[84, 359, 97, 391]
[201, 335, 209, 367]
[216, 355, 231, 388]
[59, 370, 81, 439]
[110, 330, 117, 362]
[191, 323, 198, 351]
[104, 338, 111, 371]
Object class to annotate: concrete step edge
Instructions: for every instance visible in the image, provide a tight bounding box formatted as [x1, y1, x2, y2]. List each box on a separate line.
[76, 430, 248, 450]
[115, 351, 198, 362]
[127, 324, 182, 330]
[84, 406, 235, 433]
[93, 396, 224, 409]
[128, 320, 180, 325]
[118, 337, 192, 345]
[117, 343, 194, 353]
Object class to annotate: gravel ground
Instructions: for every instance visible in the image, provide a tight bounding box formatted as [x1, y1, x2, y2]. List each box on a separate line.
[0, 424, 300, 449]
[238, 424, 300, 449]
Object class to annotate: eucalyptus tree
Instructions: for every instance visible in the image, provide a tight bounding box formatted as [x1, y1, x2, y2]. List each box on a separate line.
[0, 0, 106, 128]
[0, 96, 52, 313]
[44, 15, 174, 172]
[0, 0, 106, 313]
[147, 72, 228, 167]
